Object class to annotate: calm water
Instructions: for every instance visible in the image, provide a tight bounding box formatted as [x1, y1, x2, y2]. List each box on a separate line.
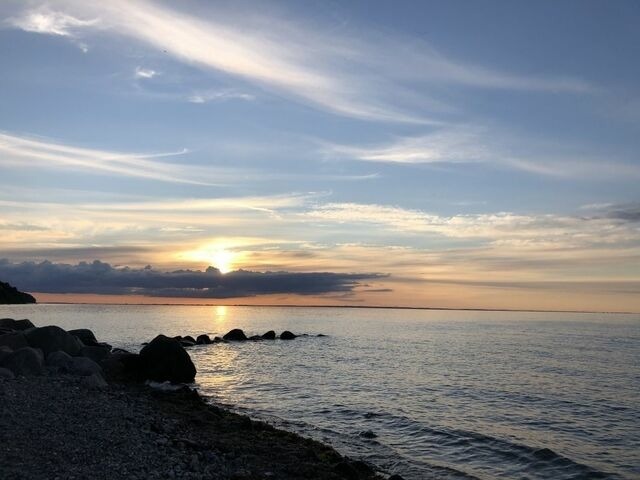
[2, 304, 639, 479]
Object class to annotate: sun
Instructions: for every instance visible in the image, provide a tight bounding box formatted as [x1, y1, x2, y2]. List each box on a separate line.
[212, 248, 234, 274]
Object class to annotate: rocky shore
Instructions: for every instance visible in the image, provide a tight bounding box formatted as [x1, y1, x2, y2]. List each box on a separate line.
[0, 318, 391, 480]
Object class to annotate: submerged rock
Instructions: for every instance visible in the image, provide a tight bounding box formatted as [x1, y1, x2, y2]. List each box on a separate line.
[223, 329, 248, 341]
[196, 334, 212, 345]
[248, 335, 263, 341]
[24, 326, 83, 356]
[261, 330, 276, 340]
[280, 331, 297, 340]
[0, 281, 36, 304]
[139, 335, 196, 383]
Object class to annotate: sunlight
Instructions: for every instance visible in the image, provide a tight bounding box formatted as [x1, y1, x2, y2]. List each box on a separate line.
[212, 249, 234, 274]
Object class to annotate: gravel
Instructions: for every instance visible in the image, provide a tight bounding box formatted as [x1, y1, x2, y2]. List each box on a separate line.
[0, 374, 382, 480]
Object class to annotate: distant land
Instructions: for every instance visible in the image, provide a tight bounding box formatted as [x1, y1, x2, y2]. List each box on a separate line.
[0, 281, 36, 304]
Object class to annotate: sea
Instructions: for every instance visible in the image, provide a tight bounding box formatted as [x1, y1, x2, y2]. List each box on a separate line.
[1, 304, 638, 480]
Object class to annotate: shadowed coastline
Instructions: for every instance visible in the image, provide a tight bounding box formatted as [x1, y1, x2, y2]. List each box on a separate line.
[0, 319, 394, 480]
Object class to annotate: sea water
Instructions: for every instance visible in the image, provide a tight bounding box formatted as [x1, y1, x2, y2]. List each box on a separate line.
[2, 304, 638, 479]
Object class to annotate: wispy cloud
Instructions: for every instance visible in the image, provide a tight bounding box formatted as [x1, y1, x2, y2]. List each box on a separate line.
[0, 132, 210, 185]
[4, 1, 594, 123]
[187, 89, 255, 104]
[6, 6, 98, 37]
[134, 66, 157, 79]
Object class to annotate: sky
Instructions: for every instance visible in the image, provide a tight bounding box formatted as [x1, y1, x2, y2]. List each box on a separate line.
[0, 0, 639, 312]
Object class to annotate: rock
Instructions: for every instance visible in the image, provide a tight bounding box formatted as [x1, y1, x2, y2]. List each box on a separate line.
[248, 335, 263, 341]
[24, 325, 83, 356]
[388, 475, 405, 480]
[359, 430, 377, 439]
[0, 345, 12, 364]
[261, 330, 276, 340]
[196, 334, 212, 345]
[80, 345, 110, 363]
[180, 340, 196, 348]
[0, 366, 15, 379]
[223, 329, 247, 341]
[183, 335, 196, 344]
[212, 336, 223, 343]
[0, 332, 28, 350]
[317, 333, 327, 337]
[46, 350, 73, 371]
[139, 335, 196, 383]
[2, 347, 45, 376]
[69, 356, 103, 376]
[333, 461, 359, 480]
[101, 351, 141, 382]
[0, 281, 36, 304]
[68, 328, 98, 345]
[0, 318, 36, 331]
[82, 372, 108, 389]
[280, 330, 297, 340]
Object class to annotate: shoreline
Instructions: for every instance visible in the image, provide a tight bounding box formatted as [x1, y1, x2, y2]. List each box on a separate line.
[1, 374, 387, 480]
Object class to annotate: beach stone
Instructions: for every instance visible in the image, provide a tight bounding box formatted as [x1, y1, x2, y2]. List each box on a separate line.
[47, 350, 73, 371]
[3, 347, 45, 376]
[82, 372, 108, 389]
[0, 332, 28, 350]
[101, 351, 141, 381]
[24, 325, 83, 356]
[69, 356, 103, 376]
[196, 334, 212, 345]
[68, 328, 98, 345]
[223, 329, 247, 341]
[280, 331, 297, 340]
[0, 366, 15, 379]
[261, 330, 276, 340]
[0, 345, 13, 363]
[139, 335, 196, 383]
[81, 345, 110, 363]
[0, 318, 35, 331]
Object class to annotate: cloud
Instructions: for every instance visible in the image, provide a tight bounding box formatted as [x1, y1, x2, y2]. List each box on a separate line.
[187, 89, 255, 104]
[6, 6, 98, 37]
[0, 131, 221, 185]
[4, 1, 594, 123]
[134, 66, 157, 79]
[323, 126, 640, 179]
[0, 259, 383, 298]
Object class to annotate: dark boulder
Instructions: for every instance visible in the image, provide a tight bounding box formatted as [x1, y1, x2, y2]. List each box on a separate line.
[68, 328, 98, 345]
[180, 339, 196, 348]
[280, 330, 297, 340]
[223, 329, 247, 341]
[0, 281, 36, 304]
[0, 332, 28, 350]
[69, 356, 102, 376]
[388, 475, 406, 480]
[261, 330, 276, 340]
[46, 350, 73, 371]
[0, 367, 14, 379]
[212, 336, 223, 343]
[359, 430, 377, 439]
[0, 318, 35, 331]
[80, 345, 111, 363]
[101, 351, 141, 382]
[0, 346, 12, 364]
[2, 347, 45, 376]
[248, 335, 263, 341]
[139, 335, 196, 383]
[196, 334, 212, 345]
[24, 326, 82, 356]
[183, 335, 196, 344]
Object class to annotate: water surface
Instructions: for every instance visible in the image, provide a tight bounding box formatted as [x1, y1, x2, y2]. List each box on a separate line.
[2, 304, 638, 479]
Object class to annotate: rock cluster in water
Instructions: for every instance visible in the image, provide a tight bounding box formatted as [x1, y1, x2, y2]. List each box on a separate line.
[167, 329, 327, 348]
[0, 318, 196, 384]
[0, 281, 36, 304]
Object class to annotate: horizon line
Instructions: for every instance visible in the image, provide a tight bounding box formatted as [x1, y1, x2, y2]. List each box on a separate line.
[16, 301, 639, 315]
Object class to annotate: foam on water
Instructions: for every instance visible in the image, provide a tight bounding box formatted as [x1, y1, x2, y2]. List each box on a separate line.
[2, 304, 638, 479]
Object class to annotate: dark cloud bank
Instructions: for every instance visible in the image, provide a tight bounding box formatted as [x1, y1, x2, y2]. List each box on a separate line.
[0, 259, 384, 298]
